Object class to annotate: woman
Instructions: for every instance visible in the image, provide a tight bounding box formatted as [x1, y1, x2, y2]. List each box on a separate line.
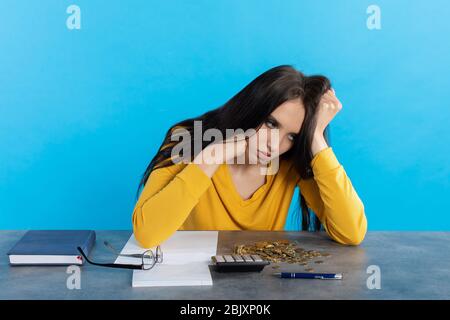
[132, 65, 367, 248]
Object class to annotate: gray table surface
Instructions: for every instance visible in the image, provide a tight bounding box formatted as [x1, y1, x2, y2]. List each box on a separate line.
[1, 230, 449, 300]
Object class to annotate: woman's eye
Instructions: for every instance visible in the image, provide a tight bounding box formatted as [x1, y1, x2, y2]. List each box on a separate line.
[288, 134, 296, 142]
[265, 120, 276, 128]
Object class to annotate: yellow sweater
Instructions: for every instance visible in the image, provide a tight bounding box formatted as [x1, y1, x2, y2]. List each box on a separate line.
[132, 147, 367, 248]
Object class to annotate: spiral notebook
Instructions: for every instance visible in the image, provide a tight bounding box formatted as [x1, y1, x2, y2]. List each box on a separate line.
[115, 231, 218, 287]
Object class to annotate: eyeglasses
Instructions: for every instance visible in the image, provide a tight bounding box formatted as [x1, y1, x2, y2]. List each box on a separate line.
[77, 241, 163, 270]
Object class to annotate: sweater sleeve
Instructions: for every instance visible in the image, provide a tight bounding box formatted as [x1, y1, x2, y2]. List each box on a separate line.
[297, 147, 367, 245]
[132, 162, 212, 248]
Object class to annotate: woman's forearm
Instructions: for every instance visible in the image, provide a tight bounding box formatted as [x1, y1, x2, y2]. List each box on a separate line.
[193, 149, 221, 178]
[311, 131, 329, 157]
[132, 163, 212, 248]
[301, 147, 367, 245]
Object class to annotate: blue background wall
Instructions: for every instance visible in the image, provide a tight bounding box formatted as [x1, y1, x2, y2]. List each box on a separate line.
[1, 0, 449, 230]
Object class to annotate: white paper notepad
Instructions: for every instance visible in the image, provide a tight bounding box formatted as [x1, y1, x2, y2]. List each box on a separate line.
[114, 231, 218, 287]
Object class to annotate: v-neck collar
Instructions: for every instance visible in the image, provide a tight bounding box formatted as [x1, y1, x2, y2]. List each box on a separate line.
[221, 163, 274, 207]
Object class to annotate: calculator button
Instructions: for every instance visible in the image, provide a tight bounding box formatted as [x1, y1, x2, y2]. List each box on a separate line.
[250, 255, 263, 262]
[232, 255, 244, 262]
[214, 255, 225, 263]
[223, 255, 235, 262]
[242, 255, 253, 262]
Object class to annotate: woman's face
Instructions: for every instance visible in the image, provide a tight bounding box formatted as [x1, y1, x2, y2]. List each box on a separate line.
[248, 98, 305, 165]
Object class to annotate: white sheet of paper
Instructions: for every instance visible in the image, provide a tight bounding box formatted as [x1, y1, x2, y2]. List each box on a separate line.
[114, 231, 218, 287]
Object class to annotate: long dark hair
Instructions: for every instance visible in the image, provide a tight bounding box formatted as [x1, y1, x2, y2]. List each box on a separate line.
[292, 74, 331, 231]
[136, 65, 331, 231]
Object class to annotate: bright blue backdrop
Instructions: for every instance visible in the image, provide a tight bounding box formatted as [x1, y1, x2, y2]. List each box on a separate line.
[1, 0, 449, 230]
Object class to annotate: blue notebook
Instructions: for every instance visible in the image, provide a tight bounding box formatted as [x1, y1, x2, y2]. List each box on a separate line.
[7, 230, 96, 265]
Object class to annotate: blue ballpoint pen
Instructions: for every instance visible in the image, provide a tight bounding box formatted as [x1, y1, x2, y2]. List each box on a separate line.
[273, 272, 343, 280]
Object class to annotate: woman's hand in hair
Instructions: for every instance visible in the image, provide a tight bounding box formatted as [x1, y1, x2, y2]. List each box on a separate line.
[311, 88, 342, 156]
[315, 88, 342, 134]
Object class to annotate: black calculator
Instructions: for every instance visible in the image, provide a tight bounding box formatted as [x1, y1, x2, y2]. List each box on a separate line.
[210, 254, 270, 272]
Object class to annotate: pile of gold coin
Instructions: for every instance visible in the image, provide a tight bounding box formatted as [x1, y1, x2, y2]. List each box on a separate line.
[233, 240, 331, 269]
